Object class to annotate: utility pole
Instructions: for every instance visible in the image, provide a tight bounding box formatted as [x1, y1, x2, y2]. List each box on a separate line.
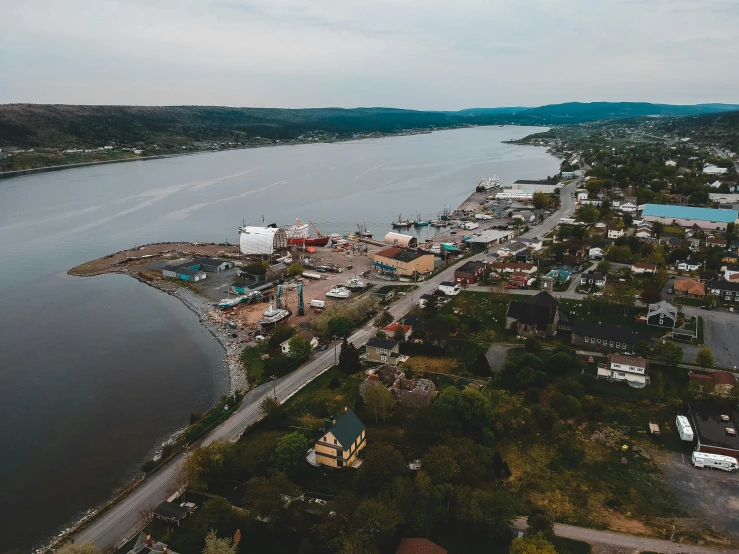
[666, 525, 675, 554]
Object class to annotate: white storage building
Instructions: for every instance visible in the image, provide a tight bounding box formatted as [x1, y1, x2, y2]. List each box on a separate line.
[239, 227, 288, 255]
[384, 232, 417, 248]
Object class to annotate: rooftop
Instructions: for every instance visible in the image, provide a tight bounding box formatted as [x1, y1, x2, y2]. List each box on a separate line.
[375, 247, 430, 263]
[367, 337, 400, 350]
[674, 278, 705, 296]
[513, 179, 559, 186]
[469, 229, 514, 243]
[642, 204, 738, 224]
[324, 408, 365, 449]
[571, 321, 651, 344]
[456, 260, 485, 274]
[396, 538, 448, 554]
[690, 402, 739, 452]
[608, 353, 648, 369]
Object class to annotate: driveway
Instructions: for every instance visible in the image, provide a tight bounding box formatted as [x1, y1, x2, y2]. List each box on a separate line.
[486, 344, 518, 372]
[683, 307, 739, 369]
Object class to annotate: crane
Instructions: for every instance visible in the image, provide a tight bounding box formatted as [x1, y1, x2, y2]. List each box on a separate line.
[308, 220, 324, 238]
[276, 285, 282, 310]
[297, 283, 304, 316]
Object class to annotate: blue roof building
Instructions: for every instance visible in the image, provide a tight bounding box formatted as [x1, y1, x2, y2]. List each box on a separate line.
[641, 204, 738, 230]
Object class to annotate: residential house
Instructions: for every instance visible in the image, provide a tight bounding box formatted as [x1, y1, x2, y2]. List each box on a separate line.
[647, 301, 678, 328]
[607, 229, 625, 239]
[315, 408, 366, 468]
[707, 237, 728, 248]
[438, 281, 462, 296]
[505, 292, 561, 337]
[669, 194, 689, 204]
[127, 533, 179, 554]
[674, 278, 705, 298]
[709, 179, 724, 189]
[580, 271, 607, 287]
[359, 366, 436, 409]
[561, 171, 576, 179]
[589, 246, 604, 259]
[571, 321, 652, 352]
[597, 353, 650, 388]
[677, 261, 701, 272]
[365, 337, 401, 365]
[706, 279, 739, 302]
[690, 371, 738, 394]
[281, 330, 319, 355]
[635, 222, 653, 238]
[490, 261, 537, 275]
[617, 202, 637, 213]
[153, 502, 193, 526]
[724, 266, 739, 281]
[520, 237, 543, 251]
[454, 260, 485, 284]
[396, 538, 447, 554]
[632, 262, 658, 275]
[703, 164, 728, 176]
[509, 271, 535, 287]
[401, 317, 427, 332]
[665, 160, 677, 167]
[383, 323, 412, 340]
[545, 266, 572, 283]
[498, 241, 527, 257]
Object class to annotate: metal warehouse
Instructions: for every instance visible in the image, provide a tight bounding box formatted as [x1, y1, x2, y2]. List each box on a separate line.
[239, 226, 288, 255]
[641, 204, 738, 230]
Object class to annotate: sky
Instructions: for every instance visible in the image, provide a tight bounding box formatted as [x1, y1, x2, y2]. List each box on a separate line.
[0, 0, 737, 110]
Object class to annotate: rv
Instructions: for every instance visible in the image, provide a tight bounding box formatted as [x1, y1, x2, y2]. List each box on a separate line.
[691, 452, 739, 471]
[310, 299, 326, 309]
[676, 415, 694, 442]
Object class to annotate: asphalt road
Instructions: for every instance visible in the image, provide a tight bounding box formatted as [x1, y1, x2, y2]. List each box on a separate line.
[74, 182, 580, 549]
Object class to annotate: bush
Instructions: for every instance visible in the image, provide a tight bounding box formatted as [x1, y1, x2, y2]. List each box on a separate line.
[329, 376, 341, 389]
[549, 392, 581, 419]
[524, 337, 542, 352]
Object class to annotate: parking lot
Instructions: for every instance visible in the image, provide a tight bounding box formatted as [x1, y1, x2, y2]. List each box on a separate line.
[663, 451, 739, 538]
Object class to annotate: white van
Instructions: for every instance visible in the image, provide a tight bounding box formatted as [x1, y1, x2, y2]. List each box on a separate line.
[676, 415, 694, 442]
[310, 299, 326, 309]
[692, 451, 739, 471]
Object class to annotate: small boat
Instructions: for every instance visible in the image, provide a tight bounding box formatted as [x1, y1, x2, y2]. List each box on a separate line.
[218, 291, 261, 310]
[259, 304, 291, 328]
[356, 223, 373, 238]
[392, 214, 412, 228]
[413, 213, 429, 227]
[343, 278, 368, 290]
[326, 286, 351, 299]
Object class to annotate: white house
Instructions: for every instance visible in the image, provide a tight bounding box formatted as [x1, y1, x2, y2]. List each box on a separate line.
[618, 202, 637, 213]
[589, 247, 604, 259]
[665, 160, 677, 167]
[709, 180, 723, 189]
[281, 330, 319, 355]
[580, 271, 607, 287]
[438, 281, 462, 296]
[724, 267, 739, 281]
[703, 164, 728, 176]
[598, 354, 649, 388]
[607, 229, 625, 239]
[678, 261, 701, 271]
[520, 237, 543, 251]
[632, 263, 658, 275]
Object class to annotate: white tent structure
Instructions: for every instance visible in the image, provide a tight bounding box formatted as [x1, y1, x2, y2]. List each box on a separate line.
[239, 227, 288, 255]
[384, 232, 417, 248]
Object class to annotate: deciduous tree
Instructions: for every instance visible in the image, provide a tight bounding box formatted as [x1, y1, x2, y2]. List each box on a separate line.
[287, 335, 312, 360]
[509, 536, 558, 554]
[640, 288, 662, 304]
[696, 347, 714, 369]
[654, 341, 684, 367]
[286, 263, 304, 277]
[271, 431, 308, 478]
[56, 544, 101, 554]
[364, 382, 396, 423]
[328, 316, 353, 338]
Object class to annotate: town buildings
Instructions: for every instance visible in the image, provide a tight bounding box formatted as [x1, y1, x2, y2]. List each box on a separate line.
[467, 229, 515, 250]
[647, 301, 678, 328]
[597, 353, 650, 388]
[580, 271, 607, 287]
[632, 262, 658, 275]
[641, 204, 738, 231]
[365, 337, 401, 365]
[359, 366, 436, 409]
[315, 408, 366, 468]
[281, 330, 319, 355]
[505, 292, 562, 337]
[570, 321, 651, 352]
[372, 248, 435, 278]
[454, 260, 485, 284]
[674, 278, 706, 298]
[438, 281, 462, 296]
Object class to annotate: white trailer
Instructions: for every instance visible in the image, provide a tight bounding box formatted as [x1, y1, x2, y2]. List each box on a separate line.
[691, 452, 739, 471]
[676, 415, 694, 442]
[310, 299, 326, 309]
[302, 271, 323, 280]
[462, 221, 480, 230]
[475, 213, 494, 220]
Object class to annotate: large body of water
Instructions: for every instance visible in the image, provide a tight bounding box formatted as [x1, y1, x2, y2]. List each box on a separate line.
[0, 126, 558, 551]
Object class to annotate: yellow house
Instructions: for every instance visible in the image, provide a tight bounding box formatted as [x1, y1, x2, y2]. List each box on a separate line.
[315, 408, 366, 468]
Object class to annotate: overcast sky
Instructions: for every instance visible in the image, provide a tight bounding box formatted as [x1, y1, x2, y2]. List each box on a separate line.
[1, 0, 737, 109]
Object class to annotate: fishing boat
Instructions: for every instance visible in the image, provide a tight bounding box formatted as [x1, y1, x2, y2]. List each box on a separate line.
[356, 223, 373, 238]
[343, 278, 368, 290]
[475, 175, 502, 192]
[259, 304, 292, 328]
[392, 214, 412, 228]
[284, 219, 330, 247]
[413, 213, 429, 227]
[326, 286, 351, 299]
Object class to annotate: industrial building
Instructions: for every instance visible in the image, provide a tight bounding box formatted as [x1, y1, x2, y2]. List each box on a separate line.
[689, 402, 739, 458]
[510, 179, 560, 193]
[383, 232, 417, 248]
[372, 247, 435, 278]
[641, 204, 738, 231]
[239, 226, 288, 255]
[467, 229, 515, 250]
[162, 263, 207, 282]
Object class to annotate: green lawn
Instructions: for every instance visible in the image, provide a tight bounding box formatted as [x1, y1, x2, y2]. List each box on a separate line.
[241, 342, 267, 382]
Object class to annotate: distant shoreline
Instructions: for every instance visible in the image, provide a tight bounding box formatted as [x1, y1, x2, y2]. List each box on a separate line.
[0, 123, 525, 181]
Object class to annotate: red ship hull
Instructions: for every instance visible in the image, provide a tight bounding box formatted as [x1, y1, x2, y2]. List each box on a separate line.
[287, 236, 330, 247]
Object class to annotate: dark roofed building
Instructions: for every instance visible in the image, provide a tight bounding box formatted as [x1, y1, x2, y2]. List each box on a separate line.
[153, 502, 192, 525]
[189, 257, 234, 272]
[396, 538, 448, 554]
[707, 279, 739, 302]
[506, 292, 560, 337]
[454, 260, 485, 284]
[571, 321, 652, 352]
[315, 408, 366, 468]
[689, 402, 739, 457]
[366, 337, 401, 365]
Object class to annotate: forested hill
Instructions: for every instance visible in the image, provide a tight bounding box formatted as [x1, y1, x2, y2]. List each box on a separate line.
[2, 102, 739, 149]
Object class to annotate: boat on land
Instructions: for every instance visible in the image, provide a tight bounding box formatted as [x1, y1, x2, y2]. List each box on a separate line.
[218, 290, 262, 310]
[259, 304, 291, 328]
[326, 286, 351, 299]
[284, 219, 330, 247]
[392, 214, 412, 228]
[343, 278, 368, 290]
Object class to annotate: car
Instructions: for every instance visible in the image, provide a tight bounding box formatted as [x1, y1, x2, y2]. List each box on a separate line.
[317, 344, 329, 351]
[254, 334, 267, 341]
[383, 305, 391, 310]
[593, 291, 603, 296]
[505, 284, 518, 289]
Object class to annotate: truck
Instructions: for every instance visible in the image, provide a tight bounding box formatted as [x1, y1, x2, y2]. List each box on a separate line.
[302, 271, 323, 280]
[676, 415, 694, 442]
[691, 451, 739, 471]
[310, 299, 326, 309]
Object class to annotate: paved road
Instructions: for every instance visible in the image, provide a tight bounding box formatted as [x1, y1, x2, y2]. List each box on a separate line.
[75, 182, 581, 549]
[514, 518, 737, 554]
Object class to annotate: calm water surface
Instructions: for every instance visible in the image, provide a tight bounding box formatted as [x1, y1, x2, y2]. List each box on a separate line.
[0, 126, 558, 550]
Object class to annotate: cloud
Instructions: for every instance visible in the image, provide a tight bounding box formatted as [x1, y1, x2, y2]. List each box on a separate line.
[0, 0, 737, 108]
